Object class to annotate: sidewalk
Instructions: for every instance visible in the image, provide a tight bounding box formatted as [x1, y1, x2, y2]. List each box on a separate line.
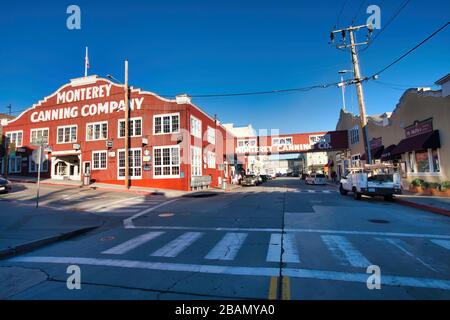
[7, 175, 241, 197]
[0, 202, 103, 259]
[395, 192, 450, 217]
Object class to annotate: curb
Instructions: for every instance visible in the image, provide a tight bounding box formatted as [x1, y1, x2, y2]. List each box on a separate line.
[395, 198, 450, 217]
[0, 225, 100, 260]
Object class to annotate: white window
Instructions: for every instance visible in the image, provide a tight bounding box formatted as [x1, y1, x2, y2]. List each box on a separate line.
[351, 154, 361, 167]
[272, 137, 292, 146]
[349, 126, 359, 145]
[237, 139, 257, 147]
[190, 116, 202, 138]
[29, 155, 49, 173]
[207, 126, 216, 144]
[8, 156, 22, 173]
[207, 151, 216, 169]
[86, 121, 108, 141]
[118, 148, 142, 179]
[153, 113, 179, 134]
[57, 125, 77, 144]
[30, 128, 49, 145]
[92, 151, 108, 170]
[5, 131, 23, 147]
[153, 146, 180, 178]
[118, 117, 142, 138]
[191, 146, 202, 176]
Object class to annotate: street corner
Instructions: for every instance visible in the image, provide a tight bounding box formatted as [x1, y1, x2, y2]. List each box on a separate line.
[0, 266, 48, 299]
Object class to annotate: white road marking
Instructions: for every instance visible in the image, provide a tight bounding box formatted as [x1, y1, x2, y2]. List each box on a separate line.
[431, 239, 450, 250]
[321, 235, 370, 268]
[151, 232, 203, 257]
[101, 231, 164, 255]
[378, 238, 438, 272]
[123, 199, 179, 229]
[266, 234, 300, 263]
[130, 225, 450, 240]
[10, 256, 450, 290]
[205, 233, 248, 260]
[307, 190, 315, 193]
[101, 209, 141, 214]
[90, 196, 143, 212]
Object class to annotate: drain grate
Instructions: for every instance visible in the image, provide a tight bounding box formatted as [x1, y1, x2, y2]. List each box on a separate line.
[100, 236, 115, 241]
[368, 219, 390, 224]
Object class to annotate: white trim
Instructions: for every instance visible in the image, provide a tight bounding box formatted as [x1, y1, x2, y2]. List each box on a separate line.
[4, 130, 24, 147]
[190, 146, 202, 177]
[29, 127, 49, 145]
[51, 150, 81, 156]
[117, 147, 142, 180]
[153, 145, 181, 179]
[91, 150, 108, 170]
[56, 124, 78, 144]
[190, 115, 202, 139]
[117, 117, 143, 138]
[86, 120, 108, 141]
[153, 113, 180, 135]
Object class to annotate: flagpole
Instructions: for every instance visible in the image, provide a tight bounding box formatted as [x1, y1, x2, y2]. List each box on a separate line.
[84, 47, 88, 77]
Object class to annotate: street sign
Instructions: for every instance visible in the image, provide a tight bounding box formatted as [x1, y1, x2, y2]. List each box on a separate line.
[32, 149, 46, 164]
[73, 143, 81, 150]
[106, 140, 113, 148]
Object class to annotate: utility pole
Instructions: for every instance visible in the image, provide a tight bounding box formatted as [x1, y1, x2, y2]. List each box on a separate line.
[124, 60, 130, 189]
[331, 24, 373, 164]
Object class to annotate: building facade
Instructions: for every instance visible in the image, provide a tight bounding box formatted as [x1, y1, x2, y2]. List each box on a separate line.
[2, 76, 236, 191]
[334, 73, 450, 187]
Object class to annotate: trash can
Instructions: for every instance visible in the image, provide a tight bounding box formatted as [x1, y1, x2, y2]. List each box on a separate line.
[222, 181, 227, 190]
[83, 175, 91, 186]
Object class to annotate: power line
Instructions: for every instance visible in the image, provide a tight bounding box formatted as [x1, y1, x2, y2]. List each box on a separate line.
[335, 0, 349, 28]
[369, 21, 449, 77]
[351, 0, 367, 25]
[360, 0, 411, 53]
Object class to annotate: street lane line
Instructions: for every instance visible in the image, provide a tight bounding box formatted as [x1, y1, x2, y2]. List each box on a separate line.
[10, 256, 450, 290]
[266, 234, 300, 263]
[101, 209, 140, 214]
[123, 199, 179, 229]
[132, 225, 450, 239]
[321, 235, 370, 268]
[101, 231, 164, 255]
[151, 232, 203, 257]
[205, 233, 248, 260]
[378, 238, 438, 272]
[268, 276, 278, 300]
[431, 239, 450, 250]
[282, 276, 291, 300]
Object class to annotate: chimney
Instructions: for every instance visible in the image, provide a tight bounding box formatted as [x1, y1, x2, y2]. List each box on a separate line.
[176, 94, 192, 105]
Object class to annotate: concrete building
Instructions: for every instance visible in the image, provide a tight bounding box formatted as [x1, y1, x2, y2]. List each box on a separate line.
[334, 73, 450, 187]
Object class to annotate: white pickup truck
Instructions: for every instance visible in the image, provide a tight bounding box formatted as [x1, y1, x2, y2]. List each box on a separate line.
[339, 168, 402, 201]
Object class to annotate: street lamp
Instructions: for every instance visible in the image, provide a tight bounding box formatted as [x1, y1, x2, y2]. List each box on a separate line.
[106, 61, 130, 190]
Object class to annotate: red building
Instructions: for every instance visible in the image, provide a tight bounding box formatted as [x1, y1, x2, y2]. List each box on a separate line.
[1, 76, 236, 191]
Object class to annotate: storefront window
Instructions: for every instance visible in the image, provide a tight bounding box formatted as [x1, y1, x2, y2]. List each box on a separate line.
[118, 148, 142, 178]
[432, 149, 440, 172]
[415, 150, 430, 172]
[154, 146, 180, 178]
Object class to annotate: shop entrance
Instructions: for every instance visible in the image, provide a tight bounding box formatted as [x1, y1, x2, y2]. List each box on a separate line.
[51, 155, 81, 181]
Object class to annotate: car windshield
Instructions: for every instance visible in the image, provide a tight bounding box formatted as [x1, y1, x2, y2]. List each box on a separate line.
[316, 174, 325, 178]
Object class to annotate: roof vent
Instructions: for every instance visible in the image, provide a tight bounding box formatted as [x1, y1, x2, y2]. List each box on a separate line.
[176, 94, 191, 105]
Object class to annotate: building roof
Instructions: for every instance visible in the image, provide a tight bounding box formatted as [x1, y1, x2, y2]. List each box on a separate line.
[435, 73, 450, 85]
[0, 113, 15, 120]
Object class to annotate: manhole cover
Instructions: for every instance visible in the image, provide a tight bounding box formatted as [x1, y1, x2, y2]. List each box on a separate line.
[368, 219, 390, 224]
[158, 213, 175, 217]
[100, 236, 115, 241]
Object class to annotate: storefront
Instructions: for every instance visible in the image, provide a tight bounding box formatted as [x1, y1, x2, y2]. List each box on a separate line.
[2, 75, 236, 191]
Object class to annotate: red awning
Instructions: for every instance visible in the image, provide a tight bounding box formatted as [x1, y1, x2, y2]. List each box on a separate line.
[391, 130, 440, 155]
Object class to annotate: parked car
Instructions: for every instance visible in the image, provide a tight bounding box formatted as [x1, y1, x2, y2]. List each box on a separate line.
[260, 175, 270, 182]
[0, 177, 12, 194]
[241, 175, 259, 186]
[340, 171, 402, 201]
[305, 173, 327, 185]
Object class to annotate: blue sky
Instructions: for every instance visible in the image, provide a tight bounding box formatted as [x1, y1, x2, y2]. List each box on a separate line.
[0, 0, 449, 134]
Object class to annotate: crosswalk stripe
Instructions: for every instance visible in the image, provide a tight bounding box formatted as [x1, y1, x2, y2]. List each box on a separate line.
[431, 239, 450, 250]
[379, 238, 438, 272]
[151, 232, 203, 257]
[266, 234, 300, 263]
[321, 235, 370, 268]
[101, 231, 164, 255]
[101, 209, 140, 213]
[205, 233, 248, 260]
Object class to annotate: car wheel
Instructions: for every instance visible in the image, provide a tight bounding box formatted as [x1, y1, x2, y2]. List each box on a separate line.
[339, 184, 348, 195]
[384, 195, 394, 201]
[354, 191, 362, 200]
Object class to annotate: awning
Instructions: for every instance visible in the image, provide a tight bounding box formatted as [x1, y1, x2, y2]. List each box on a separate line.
[391, 130, 440, 155]
[361, 145, 384, 160]
[380, 144, 398, 161]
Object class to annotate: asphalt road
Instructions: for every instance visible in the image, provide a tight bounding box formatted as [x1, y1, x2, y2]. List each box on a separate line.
[1, 178, 450, 299]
